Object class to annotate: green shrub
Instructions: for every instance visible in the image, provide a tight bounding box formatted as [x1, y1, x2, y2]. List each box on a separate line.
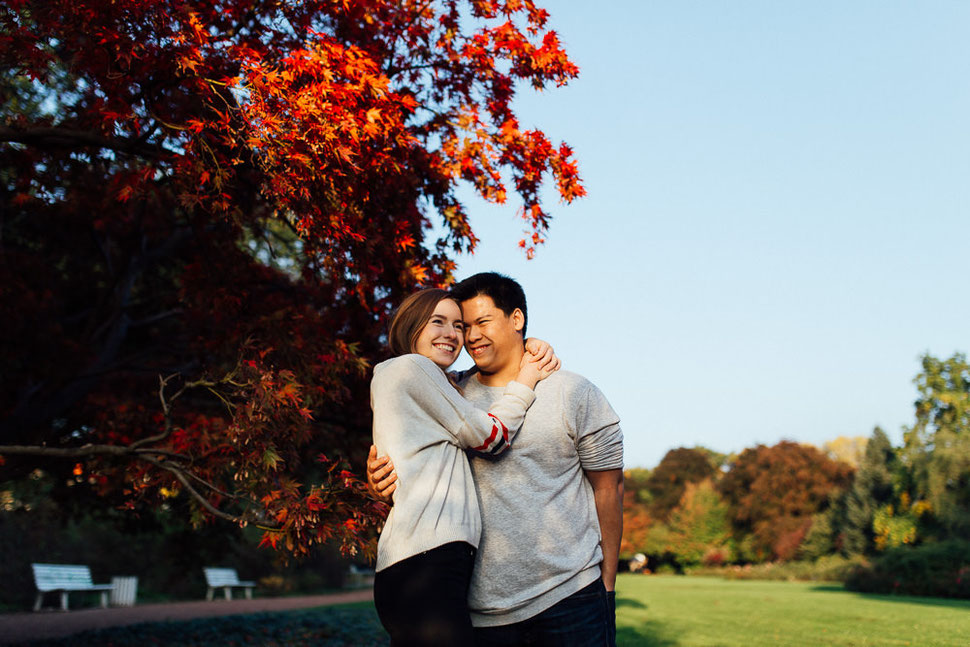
[845, 539, 970, 598]
[686, 554, 867, 582]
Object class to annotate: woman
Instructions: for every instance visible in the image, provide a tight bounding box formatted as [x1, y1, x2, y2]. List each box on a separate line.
[370, 288, 557, 646]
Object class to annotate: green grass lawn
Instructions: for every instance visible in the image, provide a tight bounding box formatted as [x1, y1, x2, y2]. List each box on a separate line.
[616, 574, 970, 647]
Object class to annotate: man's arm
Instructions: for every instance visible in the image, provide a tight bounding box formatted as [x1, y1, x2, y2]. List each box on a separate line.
[584, 468, 624, 591]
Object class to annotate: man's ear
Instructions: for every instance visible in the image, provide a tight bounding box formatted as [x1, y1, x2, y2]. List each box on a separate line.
[511, 308, 525, 333]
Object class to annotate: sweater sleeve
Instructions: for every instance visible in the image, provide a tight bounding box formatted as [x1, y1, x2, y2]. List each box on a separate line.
[572, 380, 624, 471]
[373, 355, 536, 455]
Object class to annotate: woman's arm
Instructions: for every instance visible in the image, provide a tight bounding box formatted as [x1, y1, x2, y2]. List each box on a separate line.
[372, 355, 536, 455]
[524, 337, 562, 374]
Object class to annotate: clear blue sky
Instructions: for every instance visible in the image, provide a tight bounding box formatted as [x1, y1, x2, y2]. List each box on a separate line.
[449, 1, 970, 468]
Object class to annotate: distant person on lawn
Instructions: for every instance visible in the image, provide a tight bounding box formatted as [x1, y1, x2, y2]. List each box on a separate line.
[369, 287, 559, 646]
[369, 272, 624, 646]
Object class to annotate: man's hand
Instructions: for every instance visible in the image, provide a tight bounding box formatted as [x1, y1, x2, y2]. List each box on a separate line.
[366, 445, 397, 503]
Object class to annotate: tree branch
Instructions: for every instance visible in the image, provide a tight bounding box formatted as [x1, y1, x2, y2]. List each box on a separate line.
[0, 444, 130, 458]
[0, 126, 173, 160]
[0, 443, 188, 461]
[141, 455, 247, 525]
[142, 456, 279, 531]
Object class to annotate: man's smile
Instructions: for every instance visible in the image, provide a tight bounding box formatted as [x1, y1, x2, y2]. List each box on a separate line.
[469, 344, 490, 357]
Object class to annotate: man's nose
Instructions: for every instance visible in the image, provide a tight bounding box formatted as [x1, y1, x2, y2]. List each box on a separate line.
[465, 325, 480, 341]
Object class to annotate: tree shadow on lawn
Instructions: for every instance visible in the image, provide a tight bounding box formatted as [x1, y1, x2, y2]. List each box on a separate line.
[617, 596, 647, 610]
[616, 620, 679, 647]
[616, 594, 679, 647]
[809, 584, 970, 610]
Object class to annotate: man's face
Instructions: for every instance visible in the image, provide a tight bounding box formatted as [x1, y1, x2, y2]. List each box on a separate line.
[460, 295, 525, 375]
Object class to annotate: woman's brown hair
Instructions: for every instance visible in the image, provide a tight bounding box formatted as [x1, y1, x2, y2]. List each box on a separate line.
[388, 288, 457, 357]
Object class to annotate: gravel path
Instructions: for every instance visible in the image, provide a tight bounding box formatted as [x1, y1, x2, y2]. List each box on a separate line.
[0, 588, 374, 645]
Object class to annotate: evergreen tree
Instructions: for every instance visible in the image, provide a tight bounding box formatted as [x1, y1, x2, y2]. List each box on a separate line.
[839, 427, 896, 555]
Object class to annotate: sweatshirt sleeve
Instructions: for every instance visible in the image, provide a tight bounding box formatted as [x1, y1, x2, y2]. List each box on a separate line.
[572, 380, 624, 471]
[372, 355, 536, 455]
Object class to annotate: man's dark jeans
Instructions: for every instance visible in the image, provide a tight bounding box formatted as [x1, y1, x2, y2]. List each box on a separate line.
[474, 579, 616, 647]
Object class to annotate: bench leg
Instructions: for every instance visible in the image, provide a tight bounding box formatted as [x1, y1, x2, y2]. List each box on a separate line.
[34, 594, 42, 612]
[60, 592, 68, 611]
[224, 587, 232, 600]
[244, 588, 252, 600]
[206, 587, 214, 602]
[100, 591, 108, 608]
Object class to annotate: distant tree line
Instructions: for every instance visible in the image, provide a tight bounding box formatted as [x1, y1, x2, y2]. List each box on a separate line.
[621, 352, 970, 598]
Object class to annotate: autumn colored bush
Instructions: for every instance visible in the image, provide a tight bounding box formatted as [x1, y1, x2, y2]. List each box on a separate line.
[643, 479, 734, 567]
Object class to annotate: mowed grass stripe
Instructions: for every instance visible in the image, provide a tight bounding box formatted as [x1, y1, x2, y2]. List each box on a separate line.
[615, 574, 970, 647]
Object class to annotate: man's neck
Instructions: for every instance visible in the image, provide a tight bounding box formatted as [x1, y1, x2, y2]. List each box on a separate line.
[474, 348, 524, 387]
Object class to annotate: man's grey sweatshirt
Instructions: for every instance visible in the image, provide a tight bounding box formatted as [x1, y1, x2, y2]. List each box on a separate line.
[460, 370, 624, 626]
[370, 354, 536, 572]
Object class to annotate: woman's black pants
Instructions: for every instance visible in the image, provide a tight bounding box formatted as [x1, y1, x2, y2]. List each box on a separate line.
[373, 541, 476, 647]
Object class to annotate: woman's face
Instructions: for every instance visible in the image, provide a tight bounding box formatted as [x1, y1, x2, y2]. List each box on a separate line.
[414, 298, 464, 369]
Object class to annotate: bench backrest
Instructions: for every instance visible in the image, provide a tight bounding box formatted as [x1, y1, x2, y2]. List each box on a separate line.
[204, 567, 242, 587]
[32, 563, 96, 591]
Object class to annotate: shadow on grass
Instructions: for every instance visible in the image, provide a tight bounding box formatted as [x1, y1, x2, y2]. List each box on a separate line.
[615, 593, 679, 647]
[616, 620, 679, 647]
[617, 596, 647, 610]
[808, 584, 970, 609]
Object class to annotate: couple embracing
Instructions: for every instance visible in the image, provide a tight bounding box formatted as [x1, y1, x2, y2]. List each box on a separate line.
[367, 272, 624, 646]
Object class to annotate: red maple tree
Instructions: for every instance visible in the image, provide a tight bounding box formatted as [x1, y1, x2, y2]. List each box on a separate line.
[0, 0, 584, 556]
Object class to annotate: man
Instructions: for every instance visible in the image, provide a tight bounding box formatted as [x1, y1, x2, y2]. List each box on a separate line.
[369, 272, 624, 646]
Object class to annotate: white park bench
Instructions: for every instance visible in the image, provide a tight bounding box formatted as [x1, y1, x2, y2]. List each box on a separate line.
[203, 567, 255, 601]
[31, 563, 114, 611]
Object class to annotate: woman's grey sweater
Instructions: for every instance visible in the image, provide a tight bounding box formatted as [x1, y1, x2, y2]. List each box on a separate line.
[370, 354, 536, 572]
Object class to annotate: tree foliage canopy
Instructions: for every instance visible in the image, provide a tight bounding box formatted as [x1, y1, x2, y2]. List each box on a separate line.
[718, 441, 853, 561]
[903, 353, 970, 536]
[0, 0, 584, 555]
[645, 479, 733, 567]
[644, 447, 717, 522]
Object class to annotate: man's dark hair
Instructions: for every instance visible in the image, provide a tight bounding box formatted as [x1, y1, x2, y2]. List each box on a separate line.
[451, 272, 528, 336]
